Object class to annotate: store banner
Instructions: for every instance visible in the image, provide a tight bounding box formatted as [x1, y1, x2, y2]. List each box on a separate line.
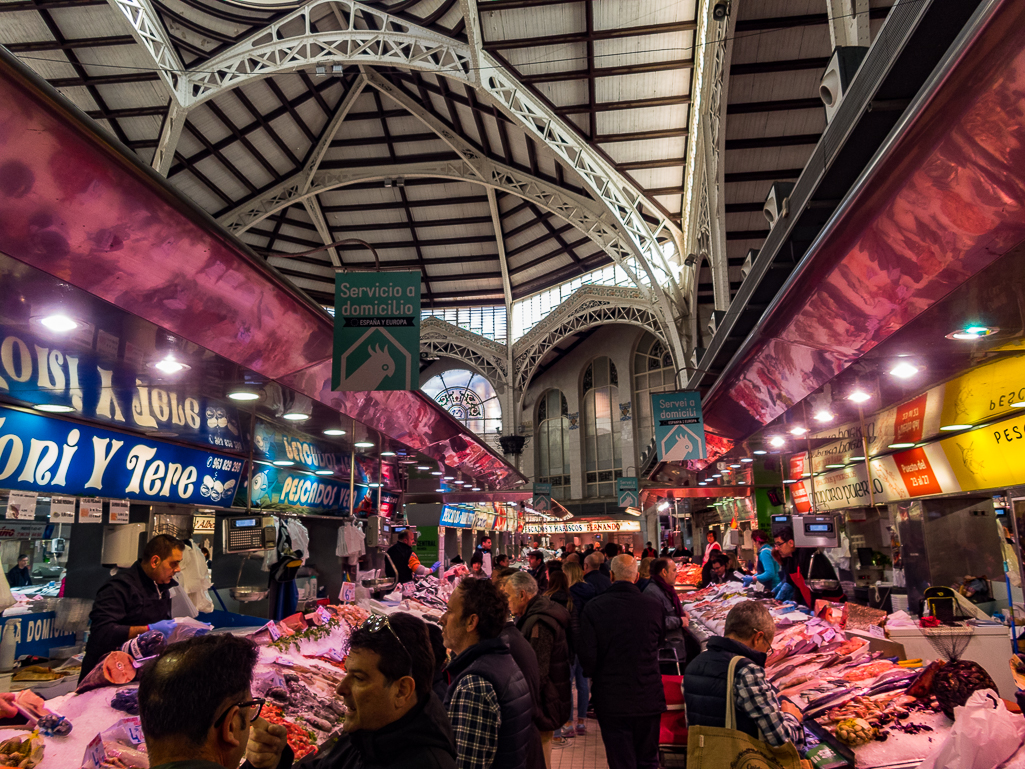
[79, 499, 102, 524]
[0, 325, 244, 453]
[0, 522, 47, 540]
[252, 419, 365, 481]
[523, 520, 641, 535]
[109, 499, 130, 524]
[6, 490, 37, 520]
[616, 477, 639, 508]
[234, 464, 369, 515]
[49, 496, 75, 524]
[652, 391, 707, 462]
[416, 526, 440, 565]
[333, 271, 420, 391]
[0, 405, 244, 507]
[532, 483, 552, 513]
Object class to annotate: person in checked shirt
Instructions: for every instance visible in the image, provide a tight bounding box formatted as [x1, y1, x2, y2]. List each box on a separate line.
[684, 600, 805, 749]
[442, 578, 534, 769]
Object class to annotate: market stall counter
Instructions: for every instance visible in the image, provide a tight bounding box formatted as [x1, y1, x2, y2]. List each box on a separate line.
[681, 581, 1023, 768]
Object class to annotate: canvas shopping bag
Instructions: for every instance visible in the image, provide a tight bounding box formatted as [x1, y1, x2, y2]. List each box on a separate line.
[687, 656, 804, 769]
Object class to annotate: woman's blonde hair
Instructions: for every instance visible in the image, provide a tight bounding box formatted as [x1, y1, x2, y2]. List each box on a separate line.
[639, 557, 655, 579]
[563, 561, 584, 587]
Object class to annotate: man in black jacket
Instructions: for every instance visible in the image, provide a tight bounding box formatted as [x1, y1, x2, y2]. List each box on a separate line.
[442, 577, 533, 769]
[582, 552, 611, 595]
[502, 571, 571, 762]
[246, 612, 456, 769]
[386, 530, 436, 583]
[579, 555, 665, 769]
[5, 555, 31, 588]
[81, 534, 183, 682]
[526, 550, 548, 592]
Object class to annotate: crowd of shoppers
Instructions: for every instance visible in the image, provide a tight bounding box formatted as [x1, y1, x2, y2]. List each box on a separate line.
[137, 531, 808, 769]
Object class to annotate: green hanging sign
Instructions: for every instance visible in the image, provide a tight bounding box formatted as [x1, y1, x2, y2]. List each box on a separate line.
[333, 271, 421, 391]
[616, 477, 639, 508]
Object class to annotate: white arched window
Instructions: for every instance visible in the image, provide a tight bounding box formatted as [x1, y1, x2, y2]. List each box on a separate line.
[421, 369, 502, 437]
[582, 357, 622, 497]
[634, 333, 676, 452]
[537, 389, 571, 500]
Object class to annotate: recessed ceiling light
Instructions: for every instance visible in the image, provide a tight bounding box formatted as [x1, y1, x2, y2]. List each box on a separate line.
[417, 465, 431, 470]
[783, 479, 797, 484]
[153, 357, 188, 374]
[741, 458, 753, 463]
[790, 426, 808, 436]
[848, 391, 871, 404]
[947, 325, 998, 340]
[40, 315, 79, 332]
[315, 469, 333, 475]
[889, 362, 919, 379]
[889, 442, 915, 449]
[826, 463, 845, 468]
[814, 410, 834, 423]
[753, 450, 767, 455]
[738, 481, 746, 485]
[228, 390, 260, 401]
[431, 471, 443, 476]
[323, 429, 346, 436]
[273, 460, 295, 467]
[283, 412, 310, 421]
[730, 463, 741, 468]
[368, 482, 381, 488]
[436, 487, 446, 492]
[712, 474, 722, 478]
[399, 459, 417, 464]
[472, 487, 481, 491]
[1012, 402, 1025, 409]
[381, 451, 396, 457]
[698, 482, 707, 486]
[769, 436, 785, 447]
[940, 424, 972, 431]
[851, 455, 866, 461]
[355, 441, 375, 448]
[35, 404, 76, 413]
[444, 475, 455, 480]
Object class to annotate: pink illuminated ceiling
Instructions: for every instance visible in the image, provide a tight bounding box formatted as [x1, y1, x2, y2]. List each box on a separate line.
[699, 0, 1025, 450]
[0, 54, 523, 489]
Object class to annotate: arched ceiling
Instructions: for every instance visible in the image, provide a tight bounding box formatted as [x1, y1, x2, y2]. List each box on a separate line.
[0, 0, 696, 311]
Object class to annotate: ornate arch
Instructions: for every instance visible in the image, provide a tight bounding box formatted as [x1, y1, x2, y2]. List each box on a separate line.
[420, 317, 508, 385]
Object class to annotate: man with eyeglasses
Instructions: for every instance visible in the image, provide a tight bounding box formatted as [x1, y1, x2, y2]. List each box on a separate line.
[140, 633, 271, 769]
[245, 612, 457, 769]
[684, 601, 804, 749]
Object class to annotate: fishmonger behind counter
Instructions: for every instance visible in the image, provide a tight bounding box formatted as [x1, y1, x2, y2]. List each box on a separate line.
[80, 534, 184, 681]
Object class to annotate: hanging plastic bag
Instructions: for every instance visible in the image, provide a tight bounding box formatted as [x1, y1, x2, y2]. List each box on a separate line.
[0, 569, 15, 614]
[918, 689, 1025, 769]
[169, 585, 198, 619]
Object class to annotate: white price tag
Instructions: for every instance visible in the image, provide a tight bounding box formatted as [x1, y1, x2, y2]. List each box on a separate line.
[50, 496, 76, 523]
[109, 499, 130, 524]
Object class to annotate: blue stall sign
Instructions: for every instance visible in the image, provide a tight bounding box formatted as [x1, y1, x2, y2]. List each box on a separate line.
[652, 391, 707, 462]
[236, 464, 370, 514]
[0, 611, 77, 658]
[252, 419, 366, 482]
[0, 405, 244, 506]
[0, 325, 244, 452]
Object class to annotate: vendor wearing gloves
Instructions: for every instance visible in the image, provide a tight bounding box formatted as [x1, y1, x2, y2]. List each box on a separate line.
[742, 530, 781, 591]
[385, 530, 438, 583]
[5, 555, 31, 588]
[80, 534, 184, 682]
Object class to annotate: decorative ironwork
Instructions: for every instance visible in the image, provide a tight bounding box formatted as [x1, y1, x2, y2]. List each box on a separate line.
[436, 387, 485, 421]
[499, 435, 526, 456]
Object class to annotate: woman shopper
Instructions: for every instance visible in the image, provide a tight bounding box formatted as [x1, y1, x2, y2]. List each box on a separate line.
[637, 557, 655, 592]
[544, 571, 576, 742]
[742, 530, 782, 591]
[562, 562, 592, 736]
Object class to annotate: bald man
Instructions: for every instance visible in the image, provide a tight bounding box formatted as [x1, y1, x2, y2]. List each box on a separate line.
[578, 555, 665, 769]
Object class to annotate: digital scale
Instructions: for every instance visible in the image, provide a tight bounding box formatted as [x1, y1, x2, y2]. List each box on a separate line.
[793, 514, 841, 548]
[222, 515, 276, 553]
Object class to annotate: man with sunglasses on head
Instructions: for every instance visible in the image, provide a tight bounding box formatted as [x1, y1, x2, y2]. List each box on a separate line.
[683, 601, 804, 749]
[140, 633, 270, 769]
[246, 612, 457, 769]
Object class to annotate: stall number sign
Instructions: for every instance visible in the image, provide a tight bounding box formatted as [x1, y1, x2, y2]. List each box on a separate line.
[333, 271, 420, 391]
[0, 405, 244, 507]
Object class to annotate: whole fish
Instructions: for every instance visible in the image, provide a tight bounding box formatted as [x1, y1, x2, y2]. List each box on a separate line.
[768, 664, 797, 683]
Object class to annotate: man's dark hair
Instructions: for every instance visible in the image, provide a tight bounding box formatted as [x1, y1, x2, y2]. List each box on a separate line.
[17, 555, 27, 562]
[711, 553, 731, 567]
[350, 612, 435, 701]
[426, 622, 448, 672]
[547, 560, 563, 574]
[456, 577, 509, 640]
[480, 536, 492, 546]
[775, 526, 794, 544]
[603, 542, 620, 559]
[528, 549, 544, 563]
[651, 557, 672, 579]
[495, 553, 509, 566]
[139, 634, 258, 746]
[470, 551, 484, 567]
[143, 533, 185, 561]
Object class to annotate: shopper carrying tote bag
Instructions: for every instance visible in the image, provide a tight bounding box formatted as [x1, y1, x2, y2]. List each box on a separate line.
[687, 656, 804, 769]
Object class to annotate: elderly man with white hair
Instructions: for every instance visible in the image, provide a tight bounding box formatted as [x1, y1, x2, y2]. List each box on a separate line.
[578, 554, 665, 769]
[684, 600, 805, 749]
[501, 571, 571, 764]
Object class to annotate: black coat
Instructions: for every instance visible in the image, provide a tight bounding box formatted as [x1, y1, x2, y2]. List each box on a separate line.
[517, 596, 572, 732]
[684, 636, 765, 739]
[255, 693, 457, 769]
[5, 566, 30, 588]
[385, 541, 415, 583]
[583, 570, 611, 596]
[81, 561, 173, 681]
[579, 581, 666, 718]
[499, 624, 545, 769]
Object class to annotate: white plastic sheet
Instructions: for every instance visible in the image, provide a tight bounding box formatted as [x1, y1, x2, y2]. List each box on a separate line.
[919, 689, 1025, 769]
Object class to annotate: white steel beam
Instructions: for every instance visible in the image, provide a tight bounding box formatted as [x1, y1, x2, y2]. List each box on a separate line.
[827, 0, 870, 48]
[152, 100, 187, 176]
[487, 188, 513, 309]
[106, 0, 185, 103]
[302, 196, 341, 267]
[301, 73, 367, 193]
[180, 0, 472, 107]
